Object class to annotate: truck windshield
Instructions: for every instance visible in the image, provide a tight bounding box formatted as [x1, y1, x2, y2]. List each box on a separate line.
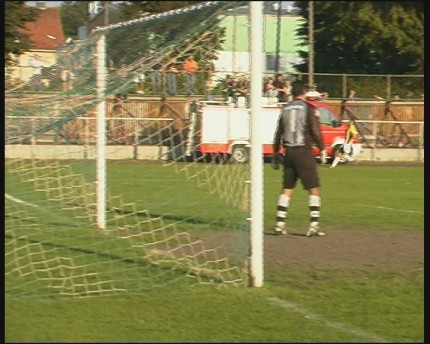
[317, 107, 340, 127]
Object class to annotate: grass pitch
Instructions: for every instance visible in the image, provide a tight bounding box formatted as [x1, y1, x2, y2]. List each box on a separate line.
[5, 161, 424, 342]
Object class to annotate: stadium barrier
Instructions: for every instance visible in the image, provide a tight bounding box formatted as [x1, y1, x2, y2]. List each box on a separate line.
[5, 116, 424, 162]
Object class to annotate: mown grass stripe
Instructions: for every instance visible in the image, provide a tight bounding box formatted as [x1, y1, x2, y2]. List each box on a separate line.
[267, 296, 390, 343]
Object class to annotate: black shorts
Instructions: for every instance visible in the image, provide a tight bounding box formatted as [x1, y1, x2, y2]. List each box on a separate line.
[282, 146, 320, 190]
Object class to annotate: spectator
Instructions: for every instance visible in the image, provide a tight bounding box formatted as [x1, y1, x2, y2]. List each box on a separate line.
[166, 60, 179, 96]
[106, 55, 115, 73]
[204, 63, 215, 97]
[159, 96, 169, 116]
[305, 84, 322, 101]
[133, 71, 145, 94]
[273, 73, 286, 103]
[112, 94, 126, 116]
[263, 77, 278, 98]
[183, 55, 199, 96]
[110, 94, 132, 144]
[282, 79, 293, 102]
[393, 93, 400, 100]
[222, 74, 235, 103]
[348, 89, 358, 99]
[30, 73, 43, 91]
[58, 48, 75, 91]
[60, 68, 74, 91]
[151, 63, 163, 95]
[234, 75, 250, 107]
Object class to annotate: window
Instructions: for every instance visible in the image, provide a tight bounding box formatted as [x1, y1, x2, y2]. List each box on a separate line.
[317, 107, 340, 127]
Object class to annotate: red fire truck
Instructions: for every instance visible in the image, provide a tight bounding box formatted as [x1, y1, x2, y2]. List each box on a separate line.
[185, 100, 362, 164]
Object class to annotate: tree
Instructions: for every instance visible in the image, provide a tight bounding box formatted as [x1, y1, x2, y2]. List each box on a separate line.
[4, 1, 40, 67]
[112, 1, 227, 70]
[118, 1, 204, 19]
[293, 1, 424, 74]
[60, 1, 91, 39]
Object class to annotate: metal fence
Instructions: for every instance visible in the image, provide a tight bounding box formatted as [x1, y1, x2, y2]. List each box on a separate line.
[5, 96, 424, 146]
[293, 73, 424, 100]
[5, 116, 424, 151]
[8, 65, 424, 101]
[210, 71, 424, 101]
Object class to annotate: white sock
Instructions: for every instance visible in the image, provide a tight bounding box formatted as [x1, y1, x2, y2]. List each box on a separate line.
[331, 156, 340, 168]
[276, 194, 290, 228]
[308, 195, 320, 227]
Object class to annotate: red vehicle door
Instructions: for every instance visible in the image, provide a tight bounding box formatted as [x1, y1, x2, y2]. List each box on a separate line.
[307, 101, 347, 158]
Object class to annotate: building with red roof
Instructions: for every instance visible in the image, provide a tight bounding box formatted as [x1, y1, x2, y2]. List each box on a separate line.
[11, 2, 65, 83]
[26, 6, 65, 50]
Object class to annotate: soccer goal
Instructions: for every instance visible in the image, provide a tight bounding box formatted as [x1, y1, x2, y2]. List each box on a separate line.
[5, 1, 265, 298]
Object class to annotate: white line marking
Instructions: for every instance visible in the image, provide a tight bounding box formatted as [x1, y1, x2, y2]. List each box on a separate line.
[357, 204, 423, 214]
[5, 194, 39, 208]
[267, 297, 389, 342]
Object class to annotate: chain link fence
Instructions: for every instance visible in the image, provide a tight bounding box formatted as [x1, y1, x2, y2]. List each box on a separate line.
[8, 63, 424, 101]
[5, 97, 424, 150]
[292, 73, 424, 100]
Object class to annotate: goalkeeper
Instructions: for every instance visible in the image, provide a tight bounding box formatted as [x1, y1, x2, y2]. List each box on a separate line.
[272, 80, 327, 237]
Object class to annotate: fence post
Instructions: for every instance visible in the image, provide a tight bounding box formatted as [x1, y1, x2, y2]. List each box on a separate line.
[133, 119, 138, 159]
[371, 121, 377, 161]
[419, 122, 424, 162]
[31, 118, 36, 146]
[342, 74, 347, 98]
[82, 117, 87, 159]
[386, 75, 391, 99]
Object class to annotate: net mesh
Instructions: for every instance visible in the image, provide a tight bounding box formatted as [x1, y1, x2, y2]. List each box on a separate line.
[5, 1, 253, 299]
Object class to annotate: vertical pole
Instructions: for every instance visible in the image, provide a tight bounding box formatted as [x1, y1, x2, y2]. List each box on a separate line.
[419, 122, 423, 162]
[96, 33, 106, 229]
[342, 73, 347, 98]
[249, 1, 264, 288]
[274, 1, 282, 75]
[372, 121, 377, 161]
[233, 13, 237, 73]
[308, 1, 314, 87]
[386, 74, 391, 99]
[104, 1, 109, 26]
[84, 117, 90, 159]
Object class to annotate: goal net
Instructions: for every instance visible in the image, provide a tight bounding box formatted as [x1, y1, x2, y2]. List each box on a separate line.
[5, 1, 255, 298]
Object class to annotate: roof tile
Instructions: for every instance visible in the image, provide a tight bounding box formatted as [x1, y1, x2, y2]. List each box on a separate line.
[25, 8, 65, 50]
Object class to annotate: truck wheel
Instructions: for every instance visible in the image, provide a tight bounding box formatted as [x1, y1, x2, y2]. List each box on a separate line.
[231, 145, 249, 163]
[332, 144, 343, 156]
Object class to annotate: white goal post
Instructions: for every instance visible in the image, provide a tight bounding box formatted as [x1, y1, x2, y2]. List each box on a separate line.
[5, 1, 268, 299]
[91, 1, 265, 287]
[96, 33, 107, 230]
[249, 1, 264, 287]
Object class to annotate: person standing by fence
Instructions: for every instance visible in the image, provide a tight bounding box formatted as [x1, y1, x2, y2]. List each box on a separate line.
[110, 94, 133, 144]
[151, 63, 162, 95]
[183, 55, 199, 96]
[348, 90, 358, 99]
[166, 60, 179, 96]
[222, 74, 235, 103]
[263, 76, 278, 98]
[273, 73, 286, 103]
[283, 79, 292, 102]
